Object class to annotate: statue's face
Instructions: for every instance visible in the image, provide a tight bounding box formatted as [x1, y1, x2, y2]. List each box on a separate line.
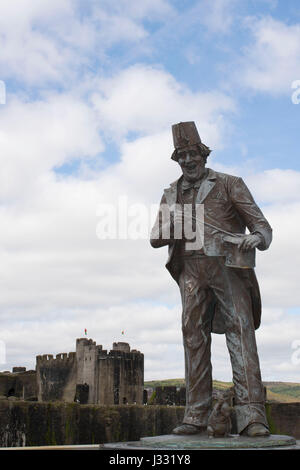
[177, 146, 206, 182]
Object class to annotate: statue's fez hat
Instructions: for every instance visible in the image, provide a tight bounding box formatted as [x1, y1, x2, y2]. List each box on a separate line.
[171, 121, 202, 161]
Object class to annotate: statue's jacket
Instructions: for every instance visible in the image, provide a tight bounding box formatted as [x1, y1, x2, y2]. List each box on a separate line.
[151, 168, 273, 334]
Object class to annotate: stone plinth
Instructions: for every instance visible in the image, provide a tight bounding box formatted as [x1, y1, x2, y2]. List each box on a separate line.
[101, 433, 297, 450]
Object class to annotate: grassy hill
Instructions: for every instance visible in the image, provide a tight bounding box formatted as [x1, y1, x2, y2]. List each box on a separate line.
[264, 382, 300, 403]
[144, 379, 300, 403]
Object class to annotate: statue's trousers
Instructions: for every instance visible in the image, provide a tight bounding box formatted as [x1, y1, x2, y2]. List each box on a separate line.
[179, 255, 268, 433]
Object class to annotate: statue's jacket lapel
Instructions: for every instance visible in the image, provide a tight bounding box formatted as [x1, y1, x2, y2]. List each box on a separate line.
[195, 169, 216, 204]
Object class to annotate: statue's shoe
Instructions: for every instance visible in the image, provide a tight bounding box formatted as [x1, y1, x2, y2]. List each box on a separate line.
[172, 424, 205, 435]
[241, 423, 270, 437]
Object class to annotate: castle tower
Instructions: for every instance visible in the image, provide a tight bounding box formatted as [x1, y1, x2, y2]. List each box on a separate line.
[96, 343, 144, 405]
[76, 338, 102, 404]
[35, 338, 144, 405]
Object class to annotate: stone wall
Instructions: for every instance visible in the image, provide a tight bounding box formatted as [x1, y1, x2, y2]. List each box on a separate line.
[36, 353, 77, 402]
[0, 370, 37, 400]
[0, 400, 299, 447]
[266, 402, 300, 438]
[152, 386, 186, 405]
[0, 401, 184, 447]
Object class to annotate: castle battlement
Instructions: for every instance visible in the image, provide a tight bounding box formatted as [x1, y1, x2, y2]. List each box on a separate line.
[113, 342, 130, 352]
[98, 349, 108, 359]
[76, 338, 96, 347]
[112, 342, 142, 356]
[95, 345, 143, 361]
[36, 352, 76, 364]
[108, 350, 132, 359]
[12, 367, 26, 373]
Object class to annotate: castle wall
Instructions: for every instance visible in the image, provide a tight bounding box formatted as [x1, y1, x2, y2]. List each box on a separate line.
[0, 401, 299, 447]
[36, 353, 77, 402]
[0, 370, 37, 400]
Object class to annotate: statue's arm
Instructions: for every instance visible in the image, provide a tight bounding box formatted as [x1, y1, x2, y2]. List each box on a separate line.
[150, 194, 173, 248]
[229, 177, 272, 251]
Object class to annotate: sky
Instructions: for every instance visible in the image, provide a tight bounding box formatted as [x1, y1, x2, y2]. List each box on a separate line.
[0, 0, 300, 383]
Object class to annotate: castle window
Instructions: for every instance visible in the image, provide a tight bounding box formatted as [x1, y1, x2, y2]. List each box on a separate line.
[7, 387, 15, 397]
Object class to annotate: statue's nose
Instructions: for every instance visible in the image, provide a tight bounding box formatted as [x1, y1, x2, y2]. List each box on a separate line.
[185, 153, 191, 163]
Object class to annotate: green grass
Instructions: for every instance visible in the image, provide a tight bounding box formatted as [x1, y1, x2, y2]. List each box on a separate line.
[145, 378, 233, 390]
[144, 379, 300, 403]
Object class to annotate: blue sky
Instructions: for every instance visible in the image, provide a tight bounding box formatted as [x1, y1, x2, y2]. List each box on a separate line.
[0, 0, 300, 382]
[75, 0, 299, 172]
[4, 0, 300, 173]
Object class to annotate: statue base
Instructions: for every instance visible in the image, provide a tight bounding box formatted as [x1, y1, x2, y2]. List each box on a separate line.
[101, 433, 297, 450]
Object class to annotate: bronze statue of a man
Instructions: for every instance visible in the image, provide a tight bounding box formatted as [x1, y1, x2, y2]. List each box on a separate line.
[150, 121, 272, 437]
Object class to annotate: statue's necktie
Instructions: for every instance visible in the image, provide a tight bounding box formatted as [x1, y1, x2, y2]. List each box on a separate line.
[181, 179, 201, 192]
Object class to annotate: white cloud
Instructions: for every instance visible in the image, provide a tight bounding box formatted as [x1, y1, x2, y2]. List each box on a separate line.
[254, 201, 300, 307]
[91, 0, 173, 20]
[0, 0, 78, 84]
[0, 93, 103, 202]
[198, 0, 237, 34]
[0, 0, 173, 85]
[246, 169, 300, 203]
[241, 169, 300, 309]
[237, 16, 300, 94]
[211, 310, 300, 383]
[92, 9, 148, 46]
[92, 64, 235, 141]
[90, 0, 174, 46]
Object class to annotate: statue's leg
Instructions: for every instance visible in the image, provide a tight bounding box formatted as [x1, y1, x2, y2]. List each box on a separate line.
[179, 258, 214, 428]
[209, 257, 268, 434]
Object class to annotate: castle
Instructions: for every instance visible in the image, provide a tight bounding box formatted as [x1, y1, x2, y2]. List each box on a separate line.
[0, 338, 144, 405]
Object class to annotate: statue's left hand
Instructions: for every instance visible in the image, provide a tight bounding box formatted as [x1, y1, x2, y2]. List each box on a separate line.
[238, 234, 261, 252]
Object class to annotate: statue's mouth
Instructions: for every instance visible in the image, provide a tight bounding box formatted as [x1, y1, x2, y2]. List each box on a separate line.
[184, 163, 197, 172]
